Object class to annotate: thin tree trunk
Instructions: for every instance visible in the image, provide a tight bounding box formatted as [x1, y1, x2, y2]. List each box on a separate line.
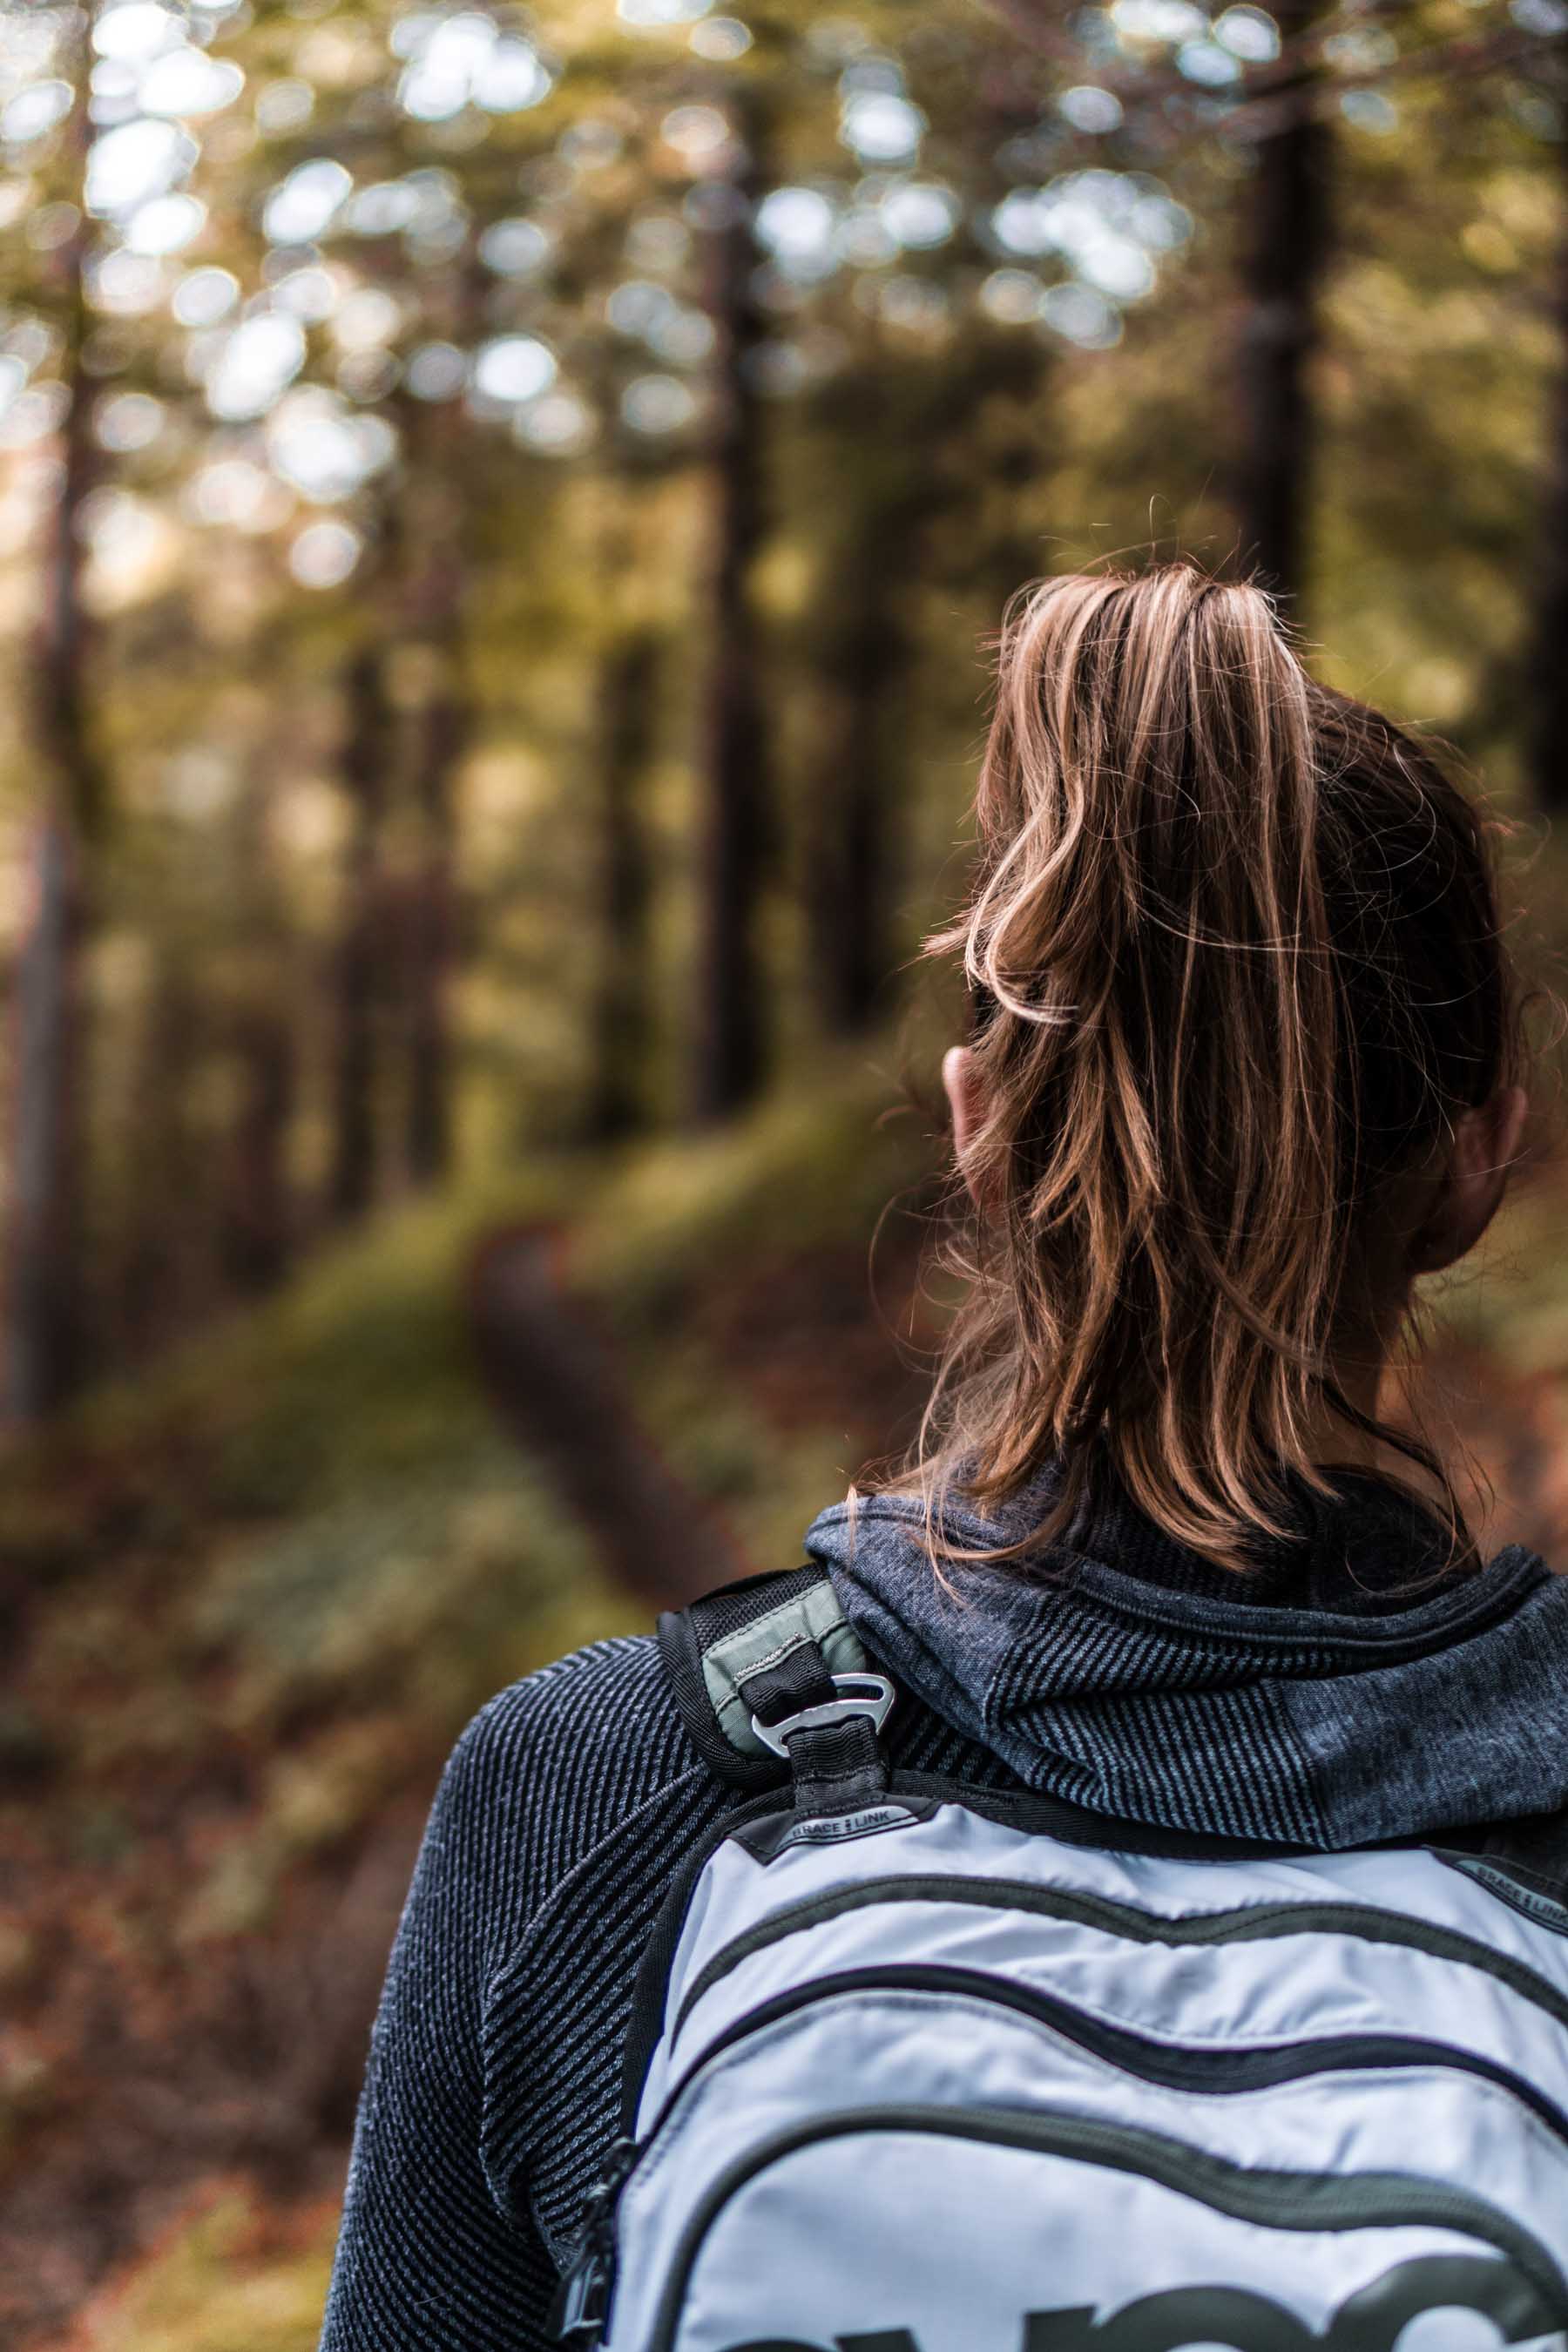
[221, 1004, 296, 1295]
[589, 628, 659, 1141]
[7, 820, 86, 1416]
[328, 645, 394, 1222]
[811, 561, 903, 1037]
[1233, 1, 1330, 598]
[692, 102, 771, 1123]
[1531, 126, 1568, 808]
[220, 775, 296, 1290]
[810, 335, 1047, 1036]
[400, 370, 472, 1188]
[405, 680, 460, 1185]
[7, 29, 102, 1421]
[115, 959, 205, 1361]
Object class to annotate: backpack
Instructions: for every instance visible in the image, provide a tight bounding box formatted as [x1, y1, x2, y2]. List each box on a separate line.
[551, 1566, 1568, 2352]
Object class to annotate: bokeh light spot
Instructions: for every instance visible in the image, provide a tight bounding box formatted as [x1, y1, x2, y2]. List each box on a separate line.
[263, 157, 352, 246]
[621, 373, 697, 433]
[479, 217, 551, 276]
[1213, 6, 1281, 61]
[1059, 86, 1124, 134]
[172, 264, 239, 325]
[690, 17, 752, 58]
[290, 517, 363, 588]
[472, 335, 558, 405]
[839, 89, 924, 165]
[125, 192, 206, 255]
[407, 341, 468, 401]
[85, 117, 198, 215]
[95, 389, 166, 451]
[205, 312, 307, 420]
[978, 267, 1045, 324]
[3, 79, 75, 145]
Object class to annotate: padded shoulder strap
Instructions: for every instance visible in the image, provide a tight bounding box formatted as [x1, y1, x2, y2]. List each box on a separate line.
[658, 1565, 871, 1791]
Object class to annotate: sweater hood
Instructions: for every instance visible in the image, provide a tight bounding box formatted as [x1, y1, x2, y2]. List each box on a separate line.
[803, 1470, 1568, 1848]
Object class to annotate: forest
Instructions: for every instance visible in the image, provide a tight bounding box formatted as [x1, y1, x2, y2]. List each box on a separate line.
[3, 0, 1568, 2342]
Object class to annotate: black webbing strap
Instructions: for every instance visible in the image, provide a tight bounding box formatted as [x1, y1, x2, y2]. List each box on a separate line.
[737, 1641, 889, 1817]
[742, 1643, 836, 1727]
[781, 1713, 889, 1816]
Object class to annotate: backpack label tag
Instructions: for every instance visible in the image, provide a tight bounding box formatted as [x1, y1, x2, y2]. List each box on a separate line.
[734, 1798, 935, 1864]
[1434, 1848, 1568, 1938]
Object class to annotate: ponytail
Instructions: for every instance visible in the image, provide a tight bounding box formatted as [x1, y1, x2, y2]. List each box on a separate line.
[898, 563, 1522, 1575]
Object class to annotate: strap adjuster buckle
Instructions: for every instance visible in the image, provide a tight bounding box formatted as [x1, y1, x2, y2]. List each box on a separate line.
[750, 1672, 896, 1760]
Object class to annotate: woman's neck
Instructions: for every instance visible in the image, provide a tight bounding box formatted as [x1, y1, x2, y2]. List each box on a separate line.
[1308, 1341, 1416, 1485]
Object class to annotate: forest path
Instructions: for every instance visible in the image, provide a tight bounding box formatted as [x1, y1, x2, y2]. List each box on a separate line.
[468, 1224, 751, 1613]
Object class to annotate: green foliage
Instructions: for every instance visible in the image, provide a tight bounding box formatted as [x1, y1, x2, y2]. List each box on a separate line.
[71, 2191, 339, 2352]
[5, 1159, 639, 1960]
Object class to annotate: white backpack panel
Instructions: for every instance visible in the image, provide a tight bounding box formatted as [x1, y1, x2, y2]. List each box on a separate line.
[550, 1588, 1568, 2352]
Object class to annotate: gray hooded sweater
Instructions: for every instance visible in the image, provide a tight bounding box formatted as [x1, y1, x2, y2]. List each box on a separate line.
[319, 1470, 1568, 2352]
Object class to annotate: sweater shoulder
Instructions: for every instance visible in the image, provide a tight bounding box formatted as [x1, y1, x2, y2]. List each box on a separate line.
[462, 1635, 735, 2252]
[442, 1631, 705, 1897]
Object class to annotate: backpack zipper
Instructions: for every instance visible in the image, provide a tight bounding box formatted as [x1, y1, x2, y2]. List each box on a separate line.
[549, 2135, 640, 2345]
[564, 1965, 1568, 2345]
[652, 1960, 1568, 2153]
[644, 2103, 1568, 2352]
[672, 1871, 1568, 2042]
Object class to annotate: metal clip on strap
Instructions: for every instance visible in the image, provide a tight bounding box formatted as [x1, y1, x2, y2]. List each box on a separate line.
[748, 1673, 896, 1759]
[750, 1671, 895, 1815]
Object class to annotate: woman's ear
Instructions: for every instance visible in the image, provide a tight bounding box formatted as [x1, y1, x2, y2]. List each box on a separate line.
[1409, 1085, 1531, 1275]
[943, 1044, 988, 1210]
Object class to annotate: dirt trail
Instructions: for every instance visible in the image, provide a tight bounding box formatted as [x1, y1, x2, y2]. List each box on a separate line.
[468, 1225, 751, 1612]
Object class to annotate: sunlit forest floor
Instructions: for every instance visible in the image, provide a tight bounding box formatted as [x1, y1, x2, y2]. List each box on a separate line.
[7, 1059, 1568, 2350]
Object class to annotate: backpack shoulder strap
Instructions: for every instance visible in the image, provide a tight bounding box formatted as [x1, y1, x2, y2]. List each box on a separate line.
[658, 1565, 888, 1803]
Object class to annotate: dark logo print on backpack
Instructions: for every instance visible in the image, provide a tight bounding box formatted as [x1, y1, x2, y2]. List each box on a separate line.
[723, 2252, 1564, 2352]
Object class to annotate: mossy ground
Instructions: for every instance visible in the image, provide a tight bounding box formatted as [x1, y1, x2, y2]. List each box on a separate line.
[57, 2188, 339, 2352]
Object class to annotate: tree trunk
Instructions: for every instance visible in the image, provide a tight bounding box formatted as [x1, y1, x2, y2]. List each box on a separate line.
[6, 32, 102, 1422]
[115, 958, 205, 1362]
[809, 333, 1048, 1036]
[589, 628, 659, 1141]
[7, 819, 87, 1416]
[405, 667, 462, 1186]
[692, 104, 771, 1123]
[328, 645, 394, 1222]
[811, 558, 904, 1037]
[1531, 128, 1568, 809]
[220, 1003, 296, 1296]
[1233, 3, 1330, 599]
[400, 372, 472, 1189]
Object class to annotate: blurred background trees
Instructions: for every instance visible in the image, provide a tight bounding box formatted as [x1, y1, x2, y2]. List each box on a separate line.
[3, 0, 1564, 1420]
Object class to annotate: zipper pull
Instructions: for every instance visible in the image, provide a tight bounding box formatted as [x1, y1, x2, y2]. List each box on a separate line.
[548, 2136, 639, 2345]
[549, 2245, 612, 2345]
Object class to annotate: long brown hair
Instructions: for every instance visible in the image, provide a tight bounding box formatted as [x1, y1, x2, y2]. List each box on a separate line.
[888, 563, 1525, 1577]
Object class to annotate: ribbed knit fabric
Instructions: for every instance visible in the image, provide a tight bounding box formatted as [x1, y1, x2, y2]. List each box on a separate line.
[318, 1469, 1549, 2349]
